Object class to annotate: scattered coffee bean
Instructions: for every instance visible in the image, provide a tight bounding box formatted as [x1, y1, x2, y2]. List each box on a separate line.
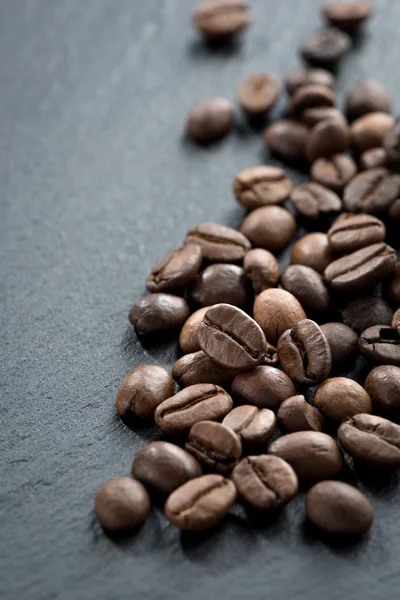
[343, 168, 400, 214]
[306, 117, 350, 162]
[223, 405, 276, 446]
[179, 306, 211, 354]
[189, 263, 253, 309]
[231, 365, 296, 411]
[264, 119, 309, 160]
[116, 365, 174, 419]
[281, 265, 332, 313]
[389, 199, 400, 220]
[350, 112, 395, 154]
[345, 80, 391, 122]
[264, 341, 279, 366]
[193, 0, 251, 40]
[320, 322, 359, 364]
[315, 377, 372, 422]
[384, 262, 400, 305]
[243, 248, 280, 294]
[322, 2, 373, 32]
[184, 222, 251, 262]
[277, 395, 325, 434]
[383, 118, 400, 171]
[285, 68, 335, 96]
[146, 244, 202, 294]
[237, 73, 280, 118]
[359, 325, 400, 366]
[300, 27, 351, 67]
[289, 84, 335, 116]
[359, 147, 387, 170]
[291, 232, 334, 274]
[253, 288, 306, 345]
[328, 213, 386, 253]
[241, 205, 296, 252]
[186, 421, 242, 474]
[233, 165, 293, 209]
[301, 106, 344, 128]
[172, 351, 236, 388]
[311, 154, 357, 192]
[341, 295, 393, 333]
[290, 181, 342, 219]
[95, 477, 151, 532]
[393, 309, 400, 335]
[186, 97, 234, 143]
[129, 294, 190, 335]
[365, 365, 400, 421]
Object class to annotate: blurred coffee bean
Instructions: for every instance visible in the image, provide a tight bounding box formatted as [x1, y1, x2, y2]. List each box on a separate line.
[345, 80, 391, 122]
[306, 117, 350, 162]
[383, 118, 400, 171]
[253, 288, 306, 345]
[290, 181, 342, 220]
[393, 309, 400, 335]
[301, 106, 345, 128]
[233, 166, 293, 209]
[264, 119, 309, 160]
[389, 199, 400, 220]
[350, 112, 395, 154]
[359, 147, 387, 170]
[291, 232, 335, 274]
[384, 262, 400, 305]
[241, 205, 296, 252]
[289, 84, 335, 116]
[285, 68, 334, 96]
[343, 168, 400, 214]
[341, 295, 393, 333]
[244, 248, 280, 294]
[300, 27, 351, 67]
[311, 153, 357, 192]
[189, 264, 253, 309]
[186, 97, 234, 143]
[328, 213, 386, 253]
[237, 73, 280, 118]
[193, 0, 251, 40]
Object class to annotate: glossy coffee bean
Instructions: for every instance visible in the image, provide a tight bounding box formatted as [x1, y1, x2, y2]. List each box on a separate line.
[291, 232, 334, 274]
[186, 97, 234, 143]
[359, 325, 400, 366]
[320, 322, 358, 364]
[345, 80, 391, 122]
[155, 383, 233, 435]
[384, 262, 400, 305]
[277, 395, 325, 434]
[186, 421, 242, 474]
[179, 306, 211, 354]
[359, 147, 387, 170]
[231, 366, 296, 411]
[290, 182, 342, 220]
[281, 265, 331, 313]
[301, 106, 344, 128]
[223, 405, 276, 446]
[343, 168, 400, 214]
[306, 117, 350, 162]
[315, 377, 372, 422]
[116, 365, 174, 419]
[233, 166, 293, 209]
[241, 205, 296, 253]
[338, 414, 400, 467]
[393, 309, 400, 335]
[243, 248, 280, 294]
[289, 84, 335, 116]
[263, 119, 309, 160]
[365, 365, 400, 421]
[237, 73, 280, 118]
[95, 477, 151, 532]
[341, 295, 393, 334]
[322, 2, 373, 32]
[300, 27, 351, 67]
[184, 222, 251, 263]
[146, 244, 202, 294]
[131, 441, 202, 497]
[383, 118, 400, 171]
[193, 0, 251, 40]
[232, 455, 298, 510]
[350, 112, 395, 154]
[129, 294, 190, 335]
[164, 474, 237, 531]
[264, 341, 279, 366]
[253, 288, 306, 345]
[328, 213, 386, 254]
[311, 154, 357, 192]
[172, 351, 236, 388]
[188, 264, 253, 310]
[285, 68, 334, 96]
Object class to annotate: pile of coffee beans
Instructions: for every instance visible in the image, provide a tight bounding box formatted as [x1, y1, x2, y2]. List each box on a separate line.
[95, 1, 400, 538]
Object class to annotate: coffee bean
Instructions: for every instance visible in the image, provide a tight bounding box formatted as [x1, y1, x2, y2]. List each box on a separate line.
[231, 366, 296, 411]
[281, 265, 332, 313]
[345, 80, 391, 122]
[306, 481, 373, 535]
[263, 119, 309, 160]
[131, 441, 202, 497]
[338, 414, 400, 467]
[365, 365, 400, 421]
[241, 205, 296, 253]
[320, 322, 359, 364]
[198, 303, 266, 371]
[322, 2, 373, 32]
[186, 421, 242, 474]
[95, 477, 151, 532]
[301, 106, 344, 128]
[277, 395, 325, 433]
[290, 182, 342, 220]
[383, 118, 400, 171]
[384, 262, 400, 305]
[154, 383, 233, 435]
[179, 306, 211, 354]
[306, 117, 350, 162]
[172, 351, 236, 388]
[164, 474, 237, 531]
[328, 213, 386, 253]
[393, 309, 400, 335]
[291, 232, 335, 274]
[146, 244, 202, 294]
[193, 0, 251, 40]
[278, 319, 332, 386]
[232, 455, 298, 510]
[184, 222, 251, 262]
[359, 147, 387, 170]
[264, 341, 279, 366]
[359, 325, 400, 366]
[389, 199, 400, 220]
[350, 112, 395, 154]
[324, 242, 397, 293]
[253, 288, 306, 345]
[233, 166, 293, 209]
[129, 294, 190, 335]
[243, 248, 280, 294]
[315, 377, 372, 422]
[311, 154, 357, 192]
[237, 73, 280, 118]
[186, 97, 234, 143]
[289, 84, 335, 116]
[341, 295, 393, 334]
[300, 27, 351, 67]
[268, 431, 344, 481]
[116, 365, 174, 418]
[285, 69, 335, 96]
[188, 264, 253, 310]
[223, 405, 276, 446]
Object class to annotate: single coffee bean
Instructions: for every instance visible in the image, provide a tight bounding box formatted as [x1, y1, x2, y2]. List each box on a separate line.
[289, 84, 335, 117]
[277, 395, 325, 434]
[231, 366, 296, 411]
[243, 248, 280, 294]
[241, 205, 296, 253]
[383, 118, 400, 171]
[233, 166, 293, 209]
[350, 112, 395, 154]
[328, 213, 386, 254]
[268, 431, 344, 481]
[306, 117, 350, 162]
[311, 154, 357, 192]
[359, 325, 400, 366]
[264, 341, 279, 366]
[345, 80, 391, 122]
[322, 2, 373, 31]
[290, 181, 342, 220]
[172, 351, 236, 388]
[324, 243, 397, 293]
[359, 147, 387, 170]
[301, 106, 344, 128]
[95, 477, 151, 532]
[116, 365, 174, 418]
[186, 421, 242, 474]
[278, 319, 332, 386]
[131, 441, 202, 497]
[281, 265, 332, 313]
[223, 405, 276, 446]
[306, 481, 373, 535]
[315, 377, 372, 422]
[184, 222, 251, 262]
[365, 365, 400, 421]
[237, 73, 280, 118]
[154, 383, 233, 435]
[338, 414, 400, 467]
[232, 455, 298, 510]
[146, 244, 202, 294]
[320, 322, 359, 364]
[300, 27, 351, 67]
[263, 119, 309, 160]
[253, 288, 306, 345]
[384, 262, 400, 305]
[179, 306, 211, 354]
[198, 303, 266, 371]
[129, 294, 190, 335]
[186, 97, 234, 143]
[341, 295, 393, 333]
[285, 69, 334, 96]
[188, 264, 253, 310]
[193, 0, 251, 40]
[291, 232, 334, 274]
[164, 474, 237, 531]
[393, 309, 400, 335]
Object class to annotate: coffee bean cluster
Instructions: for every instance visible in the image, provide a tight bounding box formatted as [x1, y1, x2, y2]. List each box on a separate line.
[95, 1, 400, 539]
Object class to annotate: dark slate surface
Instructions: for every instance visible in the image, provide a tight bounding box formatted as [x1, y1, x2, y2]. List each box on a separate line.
[1, 1, 400, 599]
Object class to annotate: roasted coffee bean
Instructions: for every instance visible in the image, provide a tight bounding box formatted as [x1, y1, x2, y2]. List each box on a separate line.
[350, 112, 395, 154]
[338, 414, 400, 467]
[315, 377, 372, 422]
[278, 319, 332, 386]
[232, 365, 296, 411]
[383, 118, 400, 171]
[306, 117, 350, 162]
[341, 295, 393, 334]
[393, 309, 400, 335]
[188, 264, 253, 310]
[95, 477, 151, 532]
[359, 325, 400, 366]
[232, 455, 298, 510]
[172, 351, 236, 388]
[311, 154, 357, 192]
[359, 147, 387, 171]
[365, 365, 400, 421]
[324, 243, 397, 293]
[233, 166, 293, 209]
[277, 395, 325, 434]
[320, 322, 359, 364]
[300, 27, 351, 67]
[289, 84, 335, 117]
[384, 262, 400, 305]
[281, 265, 332, 313]
[263, 119, 309, 160]
[264, 341, 279, 366]
[241, 205, 296, 253]
[116, 365, 174, 418]
[223, 405, 276, 446]
[343, 168, 400, 214]
[179, 306, 211, 354]
[253, 288, 306, 345]
[164, 474, 237, 531]
[285, 69, 334, 96]
[345, 80, 391, 122]
[131, 441, 202, 497]
[129, 294, 190, 335]
[184, 222, 251, 262]
[193, 0, 251, 40]
[186, 421, 242, 474]
[322, 2, 373, 32]
[198, 303, 266, 371]
[290, 182, 342, 220]
[328, 213, 386, 254]
[306, 481, 373, 535]
[146, 244, 202, 294]
[237, 73, 280, 118]
[155, 383, 233, 435]
[389, 199, 400, 220]
[268, 431, 344, 481]
[291, 232, 335, 274]
[243, 248, 280, 294]
[186, 97, 234, 143]
[301, 106, 344, 128]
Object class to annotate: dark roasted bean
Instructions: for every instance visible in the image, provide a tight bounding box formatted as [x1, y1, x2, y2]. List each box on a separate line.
[384, 262, 400, 305]
[322, 2, 373, 32]
[146, 244, 202, 294]
[341, 295, 393, 333]
[277, 395, 325, 434]
[241, 205, 296, 253]
[129, 294, 190, 335]
[301, 106, 344, 128]
[320, 322, 359, 364]
[338, 414, 400, 467]
[383, 118, 400, 171]
[186, 98, 234, 143]
[231, 366, 296, 411]
[281, 265, 332, 313]
[350, 112, 395, 154]
[186, 421, 242, 474]
[95, 477, 151, 532]
[172, 351, 236, 388]
[311, 154, 357, 192]
[253, 288, 306, 345]
[189, 264, 253, 310]
[223, 405, 276, 446]
[306, 117, 350, 162]
[264, 119, 309, 160]
[116, 365, 174, 418]
[365, 365, 400, 421]
[300, 27, 351, 67]
[193, 0, 251, 40]
[184, 222, 251, 262]
[328, 213, 386, 253]
[389, 199, 400, 220]
[285, 69, 334, 96]
[291, 232, 335, 274]
[289, 84, 335, 116]
[343, 168, 400, 215]
[359, 325, 400, 366]
[179, 306, 211, 354]
[345, 80, 391, 122]
[233, 166, 292, 209]
[237, 73, 280, 118]
[315, 377, 372, 422]
[290, 181, 342, 219]
[243, 248, 280, 294]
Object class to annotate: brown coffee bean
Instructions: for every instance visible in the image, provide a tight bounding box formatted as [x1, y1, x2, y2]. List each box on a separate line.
[244, 248, 280, 294]
[233, 166, 293, 209]
[322, 2, 373, 32]
[389, 199, 400, 220]
[186, 421, 242, 474]
[253, 288, 306, 345]
[384, 262, 400, 305]
[290, 182, 342, 220]
[184, 222, 251, 263]
[263, 119, 309, 160]
[350, 112, 395, 154]
[268, 431, 344, 481]
[186, 97, 234, 143]
[277, 395, 325, 434]
[281, 265, 332, 313]
[300, 27, 351, 67]
[383, 118, 400, 171]
[146, 244, 202, 294]
[285, 69, 335, 96]
[315, 377, 372, 422]
[328, 213, 386, 254]
[164, 474, 237, 531]
[188, 264, 253, 310]
[172, 351, 235, 388]
[306, 481, 373, 535]
[231, 366, 296, 411]
[291, 232, 334, 274]
[237, 73, 280, 118]
[393, 309, 400, 335]
[116, 365, 174, 418]
[365, 365, 400, 421]
[341, 295, 393, 334]
[179, 306, 211, 354]
[306, 118, 350, 162]
[359, 325, 400, 366]
[95, 477, 151, 532]
[320, 322, 359, 364]
[223, 405, 276, 446]
[311, 154, 357, 192]
[241, 205, 296, 253]
[264, 341, 279, 366]
[193, 0, 251, 40]
[131, 441, 202, 497]
[301, 107, 345, 128]
[289, 84, 335, 116]
[129, 294, 190, 335]
[359, 147, 387, 170]
[232, 455, 298, 510]
[154, 383, 233, 435]
[345, 80, 391, 122]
